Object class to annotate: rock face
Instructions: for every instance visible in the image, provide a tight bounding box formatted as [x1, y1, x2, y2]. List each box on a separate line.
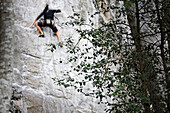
[0, 0, 14, 112]
[8, 0, 105, 113]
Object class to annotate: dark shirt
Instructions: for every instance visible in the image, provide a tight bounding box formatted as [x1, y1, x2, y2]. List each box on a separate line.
[37, 5, 61, 20]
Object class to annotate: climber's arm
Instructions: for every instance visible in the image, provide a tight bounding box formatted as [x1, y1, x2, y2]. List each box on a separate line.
[30, 4, 48, 27]
[53, 9, 61, 13]
[30, 12, 43, 27]
[30, 18, 37, 27]
[36, 4, 49, 20]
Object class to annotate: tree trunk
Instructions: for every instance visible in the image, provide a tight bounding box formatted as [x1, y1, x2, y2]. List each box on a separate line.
[0, 0, 14, 112]
[162, 0, 170, 111]
[154, 0, 170, 112]
[124, 0, 152, 112]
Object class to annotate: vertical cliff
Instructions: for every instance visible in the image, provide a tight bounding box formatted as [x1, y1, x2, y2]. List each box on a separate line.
[7, 0, 106, 113]
[0, 0, 14, 112]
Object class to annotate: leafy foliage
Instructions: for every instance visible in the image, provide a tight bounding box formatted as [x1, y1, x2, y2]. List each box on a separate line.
[53, 0, 169, 112]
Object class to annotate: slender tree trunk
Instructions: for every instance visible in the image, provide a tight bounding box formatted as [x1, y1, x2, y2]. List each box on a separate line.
[154, 0, 170, 112]
[0, 0, 14, 112]
[124, 0, 151, 112]
[162, 0, 170, 111]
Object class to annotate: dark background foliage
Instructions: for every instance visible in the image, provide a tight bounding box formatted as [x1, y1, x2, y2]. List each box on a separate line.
[54, 0, 170, 112]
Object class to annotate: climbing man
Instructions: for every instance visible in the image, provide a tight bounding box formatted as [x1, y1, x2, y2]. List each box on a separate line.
[30, 3, 62, 46]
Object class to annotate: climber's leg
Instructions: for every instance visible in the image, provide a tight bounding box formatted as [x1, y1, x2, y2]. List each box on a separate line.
[50, 24, 61, 42]
[55, 31, 61, 43]
[36, 21, 44, 37]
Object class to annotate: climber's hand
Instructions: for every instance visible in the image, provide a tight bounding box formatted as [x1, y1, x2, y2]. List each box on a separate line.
[30, 23, 34, 28]
[58, 42, 63, 48]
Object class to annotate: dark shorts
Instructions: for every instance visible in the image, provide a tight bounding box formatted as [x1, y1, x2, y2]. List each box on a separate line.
[37, 19, 58, 32]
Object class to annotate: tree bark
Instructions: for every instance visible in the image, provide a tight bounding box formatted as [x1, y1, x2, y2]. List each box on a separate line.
[154, 0, 170, 112]
[0, 0, 14, 112]
[124, 0, 151, 112]
[162, 0, 170, 111]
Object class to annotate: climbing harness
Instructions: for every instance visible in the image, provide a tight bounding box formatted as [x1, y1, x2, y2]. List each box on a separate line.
[46, 19, 54, 25]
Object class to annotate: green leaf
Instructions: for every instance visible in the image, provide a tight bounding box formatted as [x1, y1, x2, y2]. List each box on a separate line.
[124, 1, 134, 7]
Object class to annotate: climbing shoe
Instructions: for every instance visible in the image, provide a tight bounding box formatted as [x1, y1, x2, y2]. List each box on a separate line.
[39, 34, 45, 37]
[58, 42, 63, 48]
